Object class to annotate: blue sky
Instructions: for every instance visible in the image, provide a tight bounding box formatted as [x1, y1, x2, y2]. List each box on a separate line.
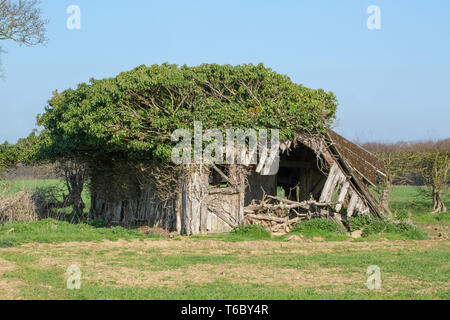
[0, 0, 449, 144]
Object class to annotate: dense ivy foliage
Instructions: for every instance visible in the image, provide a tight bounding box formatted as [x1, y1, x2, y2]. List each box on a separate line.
[0, 142, 16, 168]
[37, 63, 337, 162]
[0, 130, 39, 168]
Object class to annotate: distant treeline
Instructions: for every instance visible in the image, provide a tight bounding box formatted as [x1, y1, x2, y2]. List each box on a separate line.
[361, 138, 450, 186]
[360, 139, 449, 213]
[361, 138, 450, 153]
[1, 163, 59, 181]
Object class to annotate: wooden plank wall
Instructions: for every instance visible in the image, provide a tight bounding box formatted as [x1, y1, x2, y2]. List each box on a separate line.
[180, 168, 246, 235]
[318, 162, 370, 217]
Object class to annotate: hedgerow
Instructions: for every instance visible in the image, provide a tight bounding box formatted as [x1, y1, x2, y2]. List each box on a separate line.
[292, 218, 347, 235]
[231, 224, 272, 239]
[348, 215, 428, 240]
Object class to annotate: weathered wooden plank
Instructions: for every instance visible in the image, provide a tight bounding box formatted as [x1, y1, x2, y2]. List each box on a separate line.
[208, 206, 237, 228]
[181, 180, 191, 235]
[319, 163, 343, 203]
[320, 163, 339, 202]
[188, 169, 209, 234]
[335, 180, 350, 212]
[200, 200, 208, 233]
[176, 186, 182, 233]
[325, 132, 384, 217]
[347, 191, 359, 217]
[354, 198, 369, 216]
[238, 171, 245, 225]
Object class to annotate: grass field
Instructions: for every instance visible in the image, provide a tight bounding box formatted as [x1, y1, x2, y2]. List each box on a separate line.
[0, 180, 449, 300]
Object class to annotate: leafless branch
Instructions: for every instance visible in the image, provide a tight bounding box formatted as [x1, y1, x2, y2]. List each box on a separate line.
[0, 0, 48, 46]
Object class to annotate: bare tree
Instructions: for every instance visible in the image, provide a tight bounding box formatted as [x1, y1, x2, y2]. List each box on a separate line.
[413, 151, 449, 213]
[0, 0, 48, 77]
[57, 161, 88, 217]
[376, 152, 396, 215]
[364, 140, 449, 214]
[374, 150, 412, 216]
[0, 0, 48, 45]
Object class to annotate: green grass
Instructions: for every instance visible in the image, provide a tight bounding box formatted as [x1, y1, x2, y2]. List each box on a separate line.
[412, 212, 450, 226]
[390, 186, 450, 224]
[347, 215, 428, 240]
[0, 181, 449, 300]
[0, 238, 448, 300]
[0, 179, 63, 197]
[6, 280, 448, 300]
[289, 218, 349, 241]
[191, 224, 275, 242]
[0, 179, 91, 217]
[287, 209, 430, 242]
[0, 180, 446, 243]
[0, 219, 162, 247]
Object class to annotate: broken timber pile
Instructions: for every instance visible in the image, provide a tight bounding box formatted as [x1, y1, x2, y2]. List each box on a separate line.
[242, 129, 389, 234]
[243, 194, 342, 233]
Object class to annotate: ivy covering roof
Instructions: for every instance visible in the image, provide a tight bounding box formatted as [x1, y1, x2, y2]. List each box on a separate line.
[37, 63, 338, 162]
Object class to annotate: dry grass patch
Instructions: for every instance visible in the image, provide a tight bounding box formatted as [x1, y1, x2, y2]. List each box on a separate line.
[0, 191, 38, 224]
[1, 237, 448, 299]
[79, 263, 360, 290]
[8, 238, 450, 261]
[0, 257, 23, 300]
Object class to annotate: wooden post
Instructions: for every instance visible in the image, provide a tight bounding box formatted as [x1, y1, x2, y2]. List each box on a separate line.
[237, 170, 245, 225]
[176, 184, 182, 234]
[181, 178, 191, 235]
[180, 166, 209, 235]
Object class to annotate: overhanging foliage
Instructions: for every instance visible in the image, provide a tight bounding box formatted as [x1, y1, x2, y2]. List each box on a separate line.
[37, 63, 338, 163]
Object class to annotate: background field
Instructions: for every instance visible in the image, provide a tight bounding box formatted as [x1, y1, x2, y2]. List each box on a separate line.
[0, 180, 449, 300]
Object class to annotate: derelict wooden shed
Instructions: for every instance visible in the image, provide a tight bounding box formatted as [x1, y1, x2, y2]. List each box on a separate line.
[89, 129, 386, 235]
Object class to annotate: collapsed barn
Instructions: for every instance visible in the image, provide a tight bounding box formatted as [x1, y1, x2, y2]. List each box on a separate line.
[37, 63, 387, 235]
[88, 129, 386, 235]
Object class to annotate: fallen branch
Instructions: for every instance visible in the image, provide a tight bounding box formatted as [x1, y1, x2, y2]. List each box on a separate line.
[243, 195, 343, 234]
[245, 213, 288, 223]
[266, 195, 334, 208]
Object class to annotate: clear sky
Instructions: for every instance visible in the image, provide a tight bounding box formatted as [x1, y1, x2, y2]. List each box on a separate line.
[0, 0, 449, 144]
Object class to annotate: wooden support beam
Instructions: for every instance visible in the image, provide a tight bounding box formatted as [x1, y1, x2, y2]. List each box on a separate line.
[320, 163, 344, 203]
[211, 164, 235, 187]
